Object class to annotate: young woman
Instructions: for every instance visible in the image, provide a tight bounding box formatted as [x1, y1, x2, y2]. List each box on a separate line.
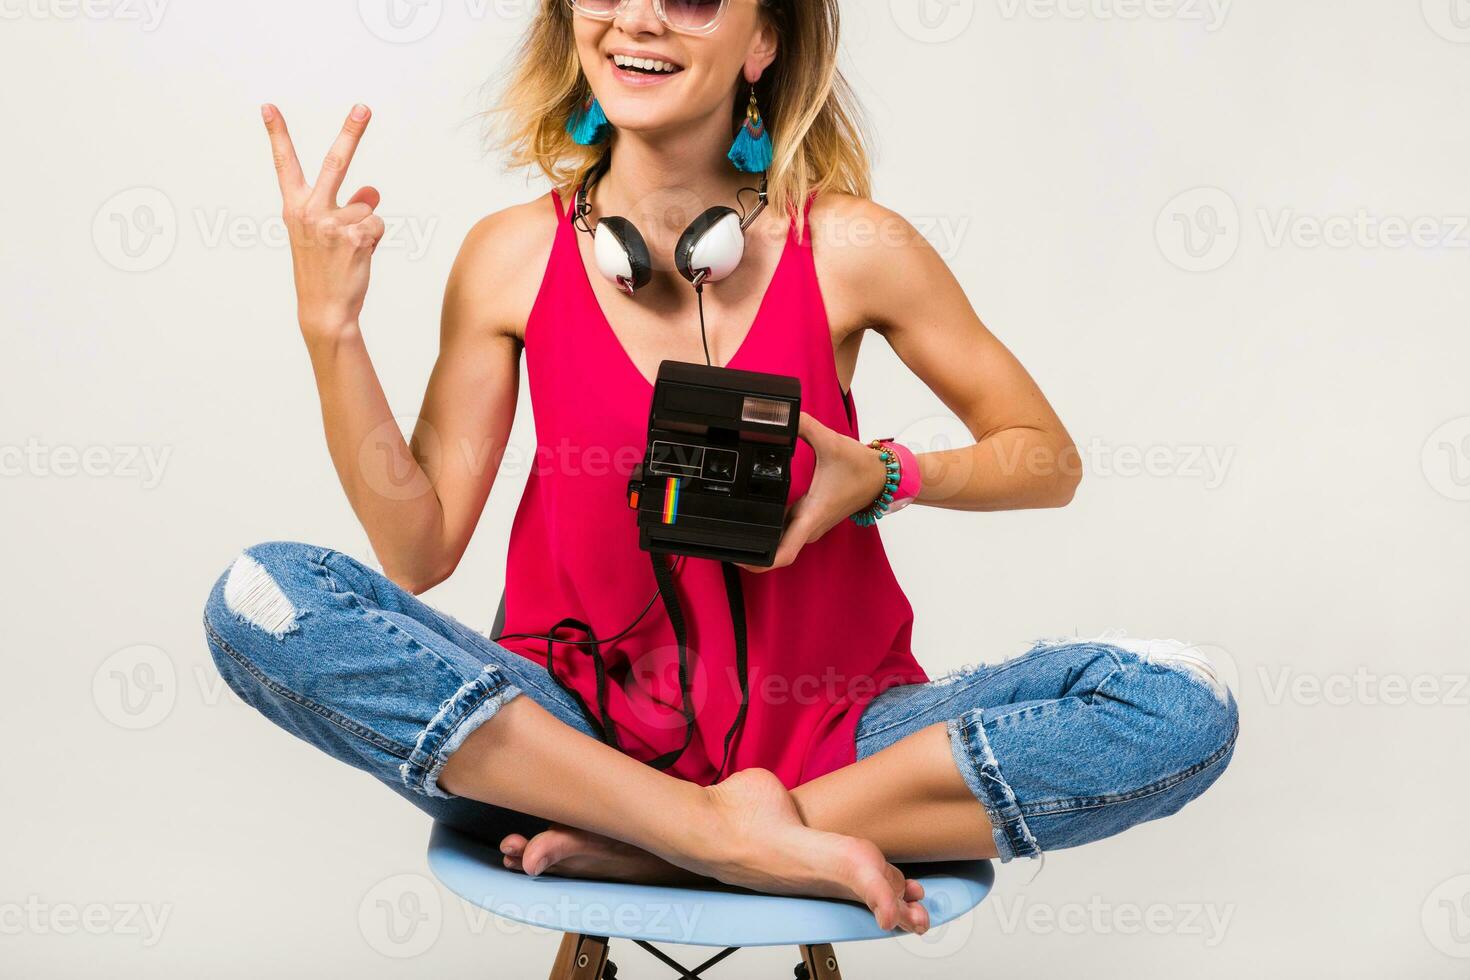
[204, 0, 1238, 935]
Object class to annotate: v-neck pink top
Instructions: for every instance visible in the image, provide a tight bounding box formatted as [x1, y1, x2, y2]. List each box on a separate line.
[497, 187, 929, 787]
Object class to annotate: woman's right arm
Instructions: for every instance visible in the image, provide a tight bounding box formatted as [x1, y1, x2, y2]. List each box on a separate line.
[264, 103, 542, 593]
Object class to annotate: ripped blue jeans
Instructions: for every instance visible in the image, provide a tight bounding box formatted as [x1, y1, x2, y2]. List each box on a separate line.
[202, 541, 1239, 862]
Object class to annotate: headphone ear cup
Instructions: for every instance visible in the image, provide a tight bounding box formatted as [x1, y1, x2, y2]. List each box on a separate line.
[676, 206, 745, 286]
[594, 217, 653, 294]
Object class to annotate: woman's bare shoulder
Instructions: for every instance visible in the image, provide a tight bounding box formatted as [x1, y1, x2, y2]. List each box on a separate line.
[809, 191, 929, 267]
[444, 191, 563, 344]
[807, 190, 929, 341]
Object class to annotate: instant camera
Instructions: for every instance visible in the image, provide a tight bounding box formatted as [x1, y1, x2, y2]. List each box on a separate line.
[627, 361, 802, 567]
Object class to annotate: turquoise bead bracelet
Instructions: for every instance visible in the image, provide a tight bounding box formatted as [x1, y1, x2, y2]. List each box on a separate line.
[850, 440, 902, 527]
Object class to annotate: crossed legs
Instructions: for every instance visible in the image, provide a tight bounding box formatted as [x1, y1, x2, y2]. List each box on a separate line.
[465, 640, 1239, 901]
[438, 696, 941, 933]
[206, 543, 1239, 938]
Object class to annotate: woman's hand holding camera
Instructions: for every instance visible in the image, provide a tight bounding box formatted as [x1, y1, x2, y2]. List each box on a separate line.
[743, 413, 891, 573]
[261, 103, 385, 343]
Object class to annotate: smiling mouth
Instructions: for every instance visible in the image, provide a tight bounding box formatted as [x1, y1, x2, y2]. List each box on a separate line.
[608, 54, 684, 76]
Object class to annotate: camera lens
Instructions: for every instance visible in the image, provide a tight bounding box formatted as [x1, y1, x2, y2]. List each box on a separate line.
[752, 451, 784, 480]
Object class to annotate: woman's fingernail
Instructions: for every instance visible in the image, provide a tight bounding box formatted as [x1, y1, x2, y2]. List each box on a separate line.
[351, 104, 369, 121]
[260, 104, 274, 122]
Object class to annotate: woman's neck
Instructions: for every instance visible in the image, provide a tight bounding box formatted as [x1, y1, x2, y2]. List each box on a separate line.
[592, 121, 756, 242]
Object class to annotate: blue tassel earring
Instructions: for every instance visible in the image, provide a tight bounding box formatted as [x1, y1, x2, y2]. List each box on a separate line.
[728, 88, 773, 173]
[566, 91, 611, 146]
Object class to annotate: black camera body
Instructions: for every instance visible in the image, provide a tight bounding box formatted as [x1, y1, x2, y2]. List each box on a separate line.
[627, 361, 802, 567]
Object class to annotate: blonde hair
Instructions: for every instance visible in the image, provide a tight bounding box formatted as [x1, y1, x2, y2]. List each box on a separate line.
[483, 0, 874, 241]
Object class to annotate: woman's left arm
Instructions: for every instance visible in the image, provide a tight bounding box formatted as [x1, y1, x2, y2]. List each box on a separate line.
[750, 197, 1080, 572]
[851, 198, 1081, 512]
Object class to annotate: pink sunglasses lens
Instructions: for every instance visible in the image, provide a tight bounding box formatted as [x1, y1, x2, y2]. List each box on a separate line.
[663, 0, 724, 30]
[571, 0, 725, 31]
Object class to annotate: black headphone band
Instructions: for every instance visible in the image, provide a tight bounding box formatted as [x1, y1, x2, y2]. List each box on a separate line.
[571, 155, 769, 238]
[570, 152, 613, 234]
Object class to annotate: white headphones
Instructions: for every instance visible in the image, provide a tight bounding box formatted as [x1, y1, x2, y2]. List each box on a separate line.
[571, 154, 769, 297]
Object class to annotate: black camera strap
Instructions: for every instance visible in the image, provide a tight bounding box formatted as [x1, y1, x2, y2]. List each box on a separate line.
[541, 617, 623, 752]
[542, 552, 751, 779]
[646, 551, 698, 771]
[716, 560, 751, 782]
[647, 554, 752, 779]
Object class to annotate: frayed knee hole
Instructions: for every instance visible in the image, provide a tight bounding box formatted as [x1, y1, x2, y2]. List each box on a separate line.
[223, 554, 301, 639]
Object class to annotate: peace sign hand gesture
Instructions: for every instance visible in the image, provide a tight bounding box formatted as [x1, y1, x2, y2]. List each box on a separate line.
[262, 103, 386, 339]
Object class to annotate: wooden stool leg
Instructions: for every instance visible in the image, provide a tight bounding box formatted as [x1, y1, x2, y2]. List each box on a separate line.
[548, 933, 579, 980]
[800, 944, 842, 980]
[548, 933, 610, 980]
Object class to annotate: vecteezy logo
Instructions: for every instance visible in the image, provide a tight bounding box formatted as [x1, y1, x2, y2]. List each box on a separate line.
[1156, 187, 1241, 272]
[892, 414, 981, 501]
[1422, 417, 1470, 501]
[890, 0, 976, 43]
[359, 0, 444, 43]
[93, 188, 178, 273]
[358, 415, 441, 502]
[1423, 875, 1470, 958]
[358, 874, 442, 958]
[897, 888, 975, 959]
[92, 645, 178, 730]
[1423, 0, 1470, 43]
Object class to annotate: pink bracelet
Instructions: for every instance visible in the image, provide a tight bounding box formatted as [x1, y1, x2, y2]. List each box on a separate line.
[881, 440, 922, 513]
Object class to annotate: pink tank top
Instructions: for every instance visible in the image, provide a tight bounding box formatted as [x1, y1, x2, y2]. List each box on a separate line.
[498, 187, 929, 788]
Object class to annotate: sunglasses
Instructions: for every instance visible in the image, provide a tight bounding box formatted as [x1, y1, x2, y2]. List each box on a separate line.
[566, 0, 737, 36]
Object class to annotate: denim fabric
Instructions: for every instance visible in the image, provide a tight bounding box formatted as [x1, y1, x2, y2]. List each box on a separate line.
[854, 638, 1240, 862]
[202, 541, 598, 844]
[204, 541, 1238, 859]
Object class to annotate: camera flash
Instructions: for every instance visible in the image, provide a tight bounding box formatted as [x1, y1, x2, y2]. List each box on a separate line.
[742, 397, 791, 427]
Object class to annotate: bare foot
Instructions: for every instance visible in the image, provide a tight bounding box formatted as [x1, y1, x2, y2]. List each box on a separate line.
[501, 824, 928, 922]
[698, 769, 930, 933]
[499, 825, 702, 886]
[501, 769, 929, 934]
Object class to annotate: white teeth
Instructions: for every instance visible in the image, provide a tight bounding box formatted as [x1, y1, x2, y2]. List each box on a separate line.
[612, 54, 678, 73]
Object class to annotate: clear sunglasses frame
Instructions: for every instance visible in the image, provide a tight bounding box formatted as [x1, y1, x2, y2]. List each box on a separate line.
[565, 0, 734, 37]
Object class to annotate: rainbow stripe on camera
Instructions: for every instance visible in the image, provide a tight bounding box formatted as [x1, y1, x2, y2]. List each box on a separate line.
[662, 477, 681, 525]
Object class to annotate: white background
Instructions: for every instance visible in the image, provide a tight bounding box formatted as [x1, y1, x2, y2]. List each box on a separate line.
[3, 0, 1469, 976]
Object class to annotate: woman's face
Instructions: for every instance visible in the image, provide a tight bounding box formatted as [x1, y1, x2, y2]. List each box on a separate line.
[570, 0, 776, 137]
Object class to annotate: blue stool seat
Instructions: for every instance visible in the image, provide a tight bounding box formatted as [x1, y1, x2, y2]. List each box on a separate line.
[428, 824, 993, 950]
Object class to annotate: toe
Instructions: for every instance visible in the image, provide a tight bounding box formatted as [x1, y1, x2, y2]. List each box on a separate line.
[523, 828, 582, 877]
[854, 862, 908, 932]
[500, 834, 528, 858]
[904, 879, 925, 902]
[905, 898, 931, 934]
[871, 896, 899, 932]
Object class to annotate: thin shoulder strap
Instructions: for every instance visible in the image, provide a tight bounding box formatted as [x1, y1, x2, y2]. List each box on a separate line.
[550, 187, 567, 223]
[797, 188, 819, 244]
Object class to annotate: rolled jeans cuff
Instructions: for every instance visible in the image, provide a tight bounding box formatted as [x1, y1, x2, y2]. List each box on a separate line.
[947, 711, 1042, 862]
[400, 665, 523, 801]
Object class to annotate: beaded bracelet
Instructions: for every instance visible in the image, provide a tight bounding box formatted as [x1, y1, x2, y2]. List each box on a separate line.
[850, 440, 901, 527]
